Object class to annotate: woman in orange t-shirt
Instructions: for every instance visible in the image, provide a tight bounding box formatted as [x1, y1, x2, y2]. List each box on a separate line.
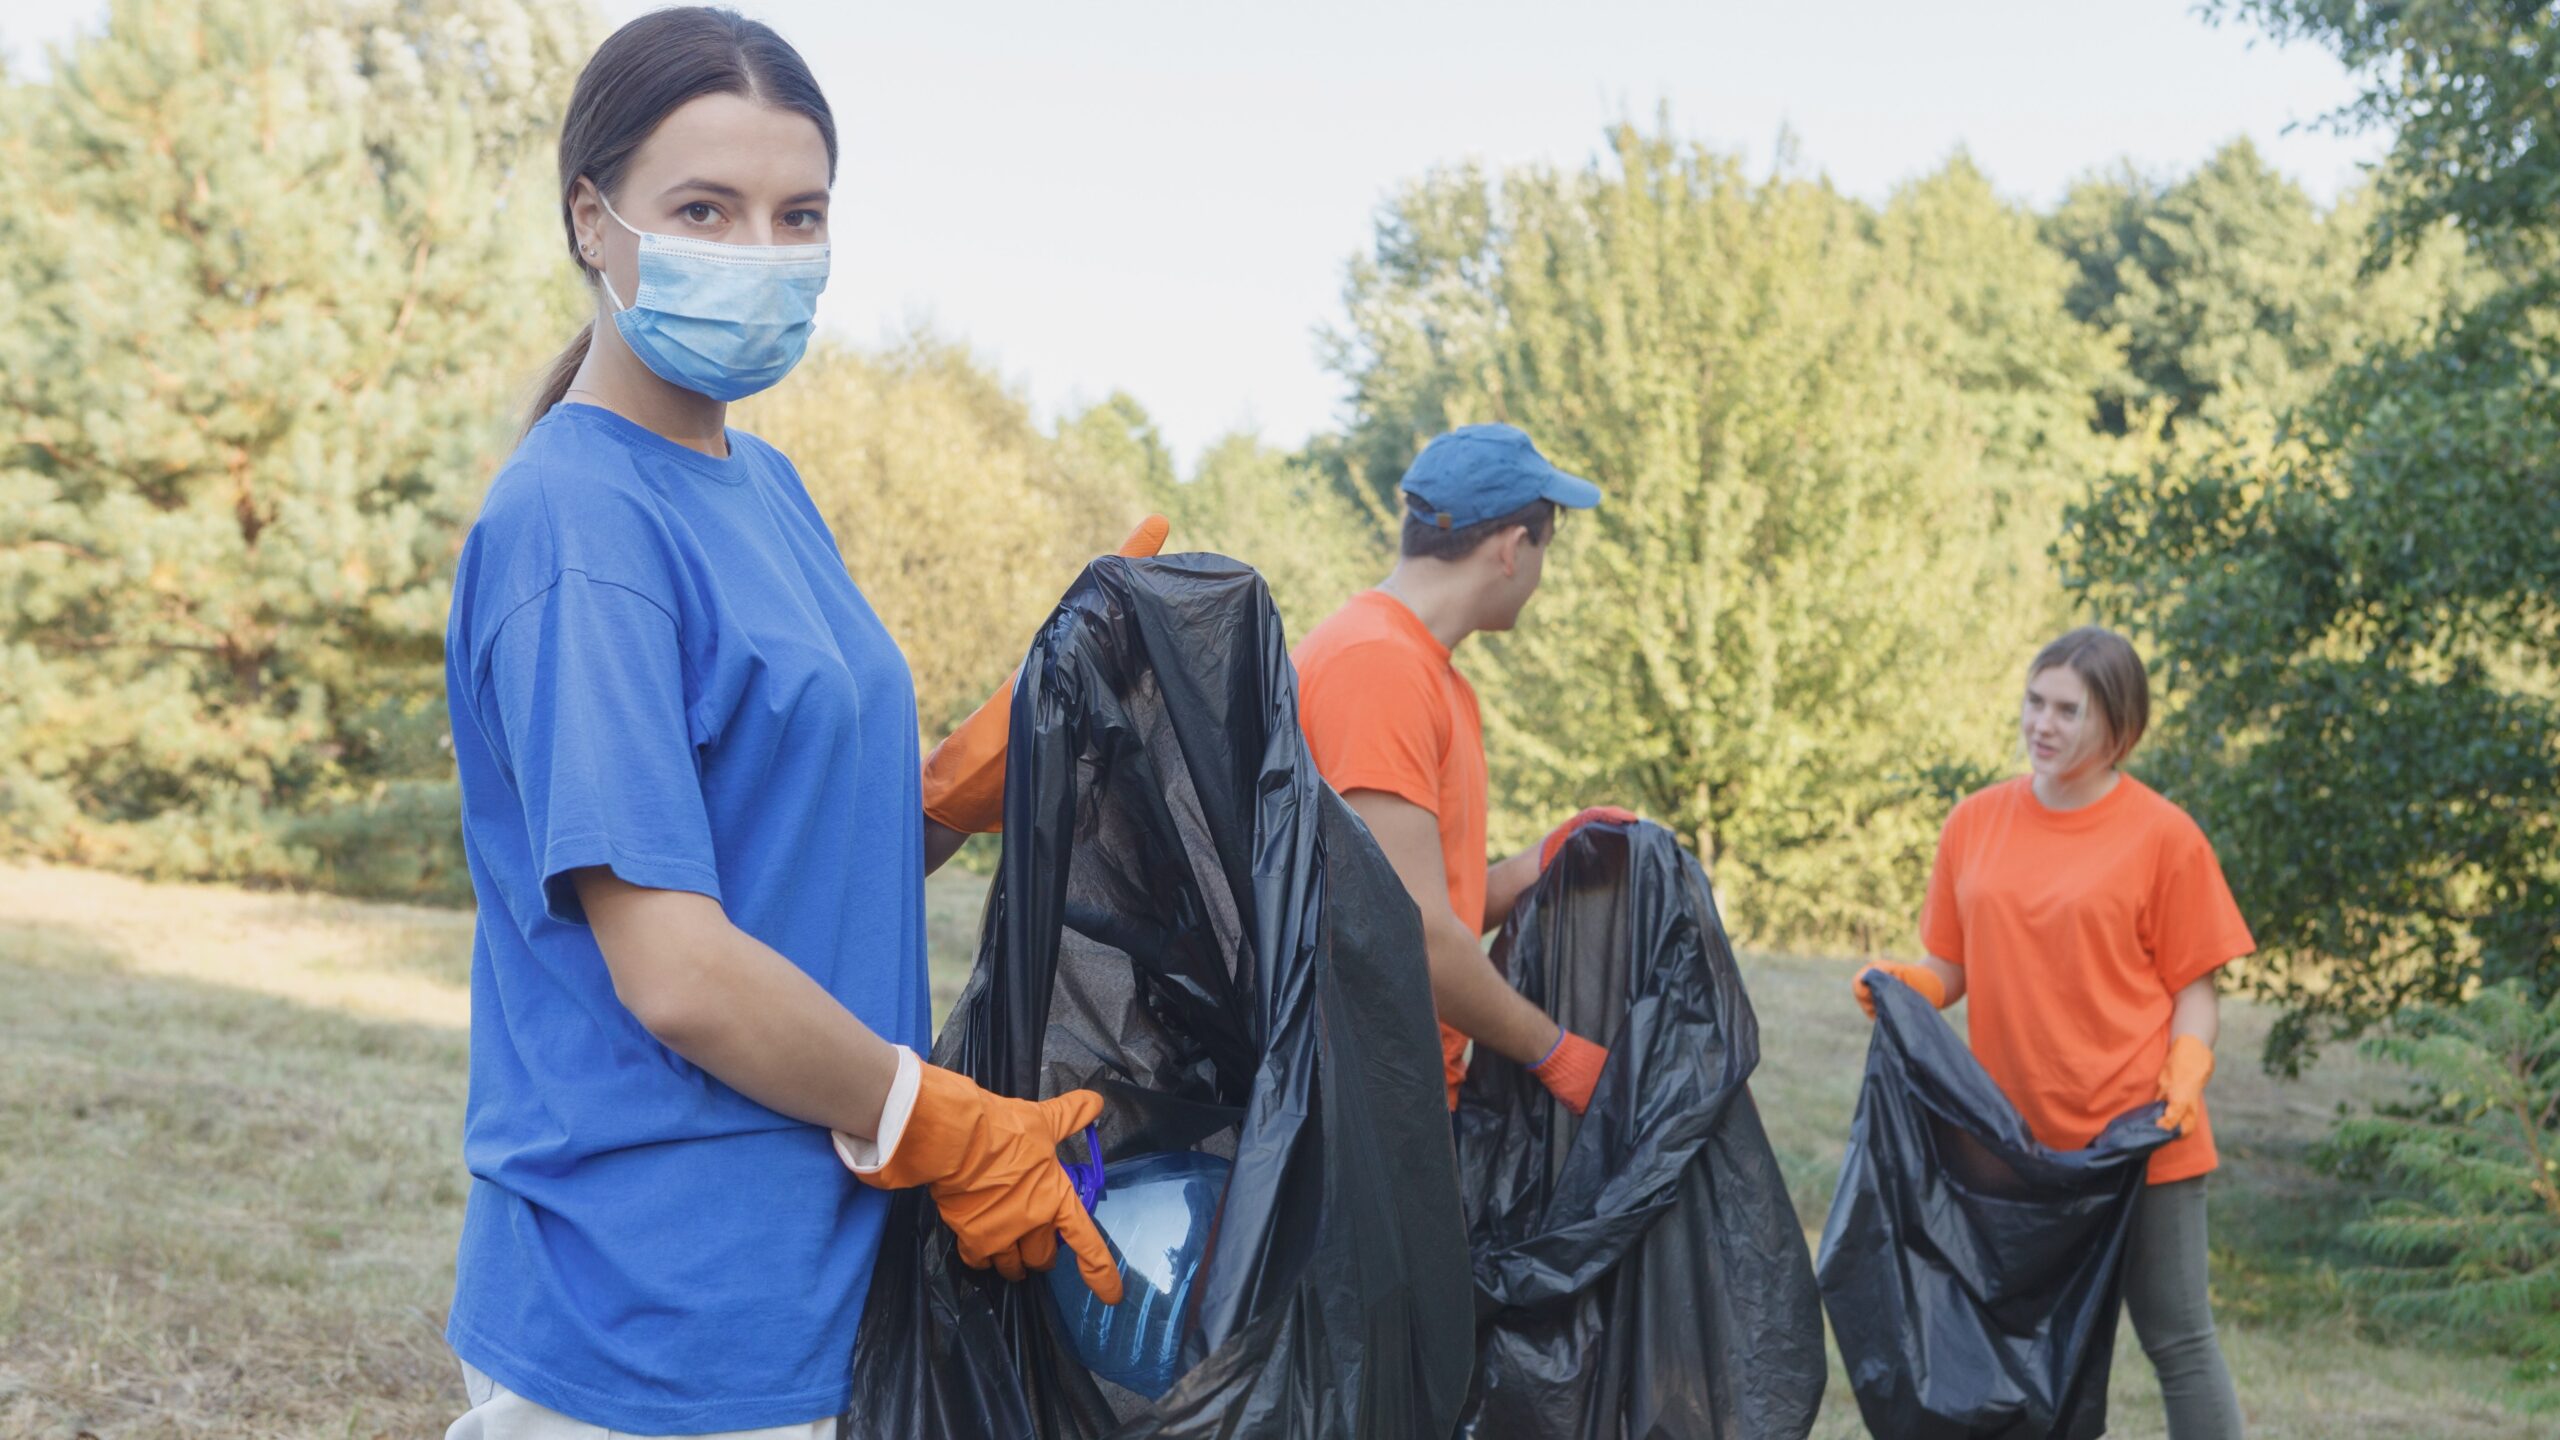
[1855, 627, 2251, 1440]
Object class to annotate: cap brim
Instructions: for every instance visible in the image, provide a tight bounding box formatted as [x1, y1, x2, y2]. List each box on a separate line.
[1540, 470, 1603, 509]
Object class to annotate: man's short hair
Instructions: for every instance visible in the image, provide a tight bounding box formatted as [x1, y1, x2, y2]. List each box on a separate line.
[1401, 496, 1557, 562]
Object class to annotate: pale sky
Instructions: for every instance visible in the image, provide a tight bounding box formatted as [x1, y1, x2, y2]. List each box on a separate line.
[2, 1, 2384, 468]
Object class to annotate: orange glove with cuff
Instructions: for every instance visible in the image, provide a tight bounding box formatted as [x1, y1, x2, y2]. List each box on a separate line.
[2155, 1033, 2214, 1135]
[921, 515, 1172, 834]
[1530, 1030, 1609, 1116]
[835, 1048, 1122, 1304]
[1853, 961, 1947, 1020]
[1540, 806, 1640, 870]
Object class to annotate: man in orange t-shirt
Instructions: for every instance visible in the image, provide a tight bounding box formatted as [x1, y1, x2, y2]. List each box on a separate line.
[1294, 424, 1627, 1115]
[1854, 627, 2252, 1440]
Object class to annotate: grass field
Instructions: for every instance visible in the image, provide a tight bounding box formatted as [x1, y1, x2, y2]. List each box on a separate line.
[0, 859, 2543, 1438]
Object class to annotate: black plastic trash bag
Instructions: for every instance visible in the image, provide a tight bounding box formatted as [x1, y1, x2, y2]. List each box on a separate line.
[843, 554, 1475, 1440]
[1816, 972, 2174, 1440]
[1451, 817, 1826, 1440]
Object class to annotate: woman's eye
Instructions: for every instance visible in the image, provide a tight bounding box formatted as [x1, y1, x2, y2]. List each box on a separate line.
[785, 209, 824, 230]
[683, 202, 720, 225]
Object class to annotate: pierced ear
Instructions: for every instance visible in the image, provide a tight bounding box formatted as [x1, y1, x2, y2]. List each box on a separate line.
[567, 176, 606, 271]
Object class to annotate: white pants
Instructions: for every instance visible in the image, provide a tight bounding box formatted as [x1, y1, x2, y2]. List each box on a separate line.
[445, 1361, 834, 1440]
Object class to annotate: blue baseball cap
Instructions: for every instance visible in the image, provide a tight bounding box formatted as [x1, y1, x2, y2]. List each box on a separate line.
[1398, 424, 1602, 530]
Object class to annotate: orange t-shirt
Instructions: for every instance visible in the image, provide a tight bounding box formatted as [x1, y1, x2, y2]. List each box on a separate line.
[1293, 590, 1487, 1108]
[1921, 774, 2254, 1184]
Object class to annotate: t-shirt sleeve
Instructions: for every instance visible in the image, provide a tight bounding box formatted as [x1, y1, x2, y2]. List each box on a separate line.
[2149, 823, 2256, 993]
[470, 569, 722, 926]
[1298, 641, 1446, 816]
[1919, 806, 1966, 964]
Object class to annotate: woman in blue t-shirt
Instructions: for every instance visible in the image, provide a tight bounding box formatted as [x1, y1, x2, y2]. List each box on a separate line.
[440, 11, 1155, 1436]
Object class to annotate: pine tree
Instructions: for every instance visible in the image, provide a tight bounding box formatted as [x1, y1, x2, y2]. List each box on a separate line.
[0, 0, 592, 890]
[2324, 982, 2560, 1376]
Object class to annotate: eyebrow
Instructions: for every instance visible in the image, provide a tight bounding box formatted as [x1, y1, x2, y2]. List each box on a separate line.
[659, 179, 831, 206]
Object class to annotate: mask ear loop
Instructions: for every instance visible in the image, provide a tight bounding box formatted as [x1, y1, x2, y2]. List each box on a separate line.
[589, 186, 638, 313]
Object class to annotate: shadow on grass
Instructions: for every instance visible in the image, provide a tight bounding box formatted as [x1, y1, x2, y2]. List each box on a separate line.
[0, 939, 470, 1439]
[0, 917, 132, 975]
[7, 881, 2544, 1436]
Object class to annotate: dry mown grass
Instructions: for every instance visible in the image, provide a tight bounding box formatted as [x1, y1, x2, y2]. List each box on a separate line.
[0, 871, 472, 1438]
[0, 860, 2545, 1437]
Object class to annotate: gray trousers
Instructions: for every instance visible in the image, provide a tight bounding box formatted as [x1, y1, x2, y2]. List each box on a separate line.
[2124, 1176, 2245, 1439]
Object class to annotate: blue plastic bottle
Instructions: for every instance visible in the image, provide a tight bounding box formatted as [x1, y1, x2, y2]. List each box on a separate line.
[1045, 1147, 1232, 1399]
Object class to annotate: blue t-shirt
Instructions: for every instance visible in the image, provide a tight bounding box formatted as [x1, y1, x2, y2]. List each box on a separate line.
[442, 403, 930, 1432]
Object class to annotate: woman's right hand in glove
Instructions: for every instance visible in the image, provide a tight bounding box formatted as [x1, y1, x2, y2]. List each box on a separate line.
[835, 1051, 1122, 1303]
[1853, 960, 1949, 1020]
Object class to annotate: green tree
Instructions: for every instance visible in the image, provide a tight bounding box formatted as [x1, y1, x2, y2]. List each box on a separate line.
[2211, 0, 2560, 263]
[1155, 432, 1389, 646]
[2071, 6, 2560, 1070]
[0, 0, 593, 892]
[2322, 981, 2560, 1379]
[2069, 285, 2560, 1069]
[1331, 129, 2110, 948]
[2044, 139, 2475, 434]
[733, 336, 1149, 738]
[1053, 390, 1178, 515]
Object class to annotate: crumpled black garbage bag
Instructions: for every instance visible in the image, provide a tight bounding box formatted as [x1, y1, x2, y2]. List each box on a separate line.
[1817, 972, 2175, 1440]
[842, 554, 1475, 1440]
[1451, 817, 1826, 1440]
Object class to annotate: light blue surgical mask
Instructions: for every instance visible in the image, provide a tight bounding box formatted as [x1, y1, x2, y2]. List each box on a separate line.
[597, 192, 829, 402]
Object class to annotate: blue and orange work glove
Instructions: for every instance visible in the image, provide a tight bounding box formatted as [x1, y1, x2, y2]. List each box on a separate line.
[920, 516, 1172, 833]
[1853, 961, 1947, 1020]
[835, 1052, 1122, 1304]
[1540, 805, 1640, 869]
[1530, 1029, 1609, 1116]
[2155, 1033, 2215, 1136]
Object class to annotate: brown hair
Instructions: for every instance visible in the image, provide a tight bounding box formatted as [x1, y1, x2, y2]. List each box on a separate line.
[520, 8, 839, 437]
[2028, 626, 2150, 766]
[1400, 497, 1557, 563]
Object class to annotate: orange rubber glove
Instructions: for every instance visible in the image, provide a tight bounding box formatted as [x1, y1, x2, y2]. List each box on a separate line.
[1853, 961, 1947, 1020]
[838, 1058, 1123, 1303]
[921, 516, 1172, 833]
[1530, 1030, 1609, 1116]
[1539, 805, 1640, 869]
[2156, 1033, 2215, 1135]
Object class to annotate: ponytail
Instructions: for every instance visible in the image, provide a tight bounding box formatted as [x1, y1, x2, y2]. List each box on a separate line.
[520, 322, 594, 442]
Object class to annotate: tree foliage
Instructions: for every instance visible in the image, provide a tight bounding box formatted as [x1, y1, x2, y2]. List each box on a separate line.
[0, 0, 593, 889]
[1155, 433, 1388, 648]
[0, 0, 2538, 1015]
[2044, 139, 2477, 433]
[2210, 0, 2560, 263]
[2070, 4, 2557, 1071]
[733, 339, 1150, 738]
[1330, 131, 2114, 947]
[2322, 981, 2560, 1379]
